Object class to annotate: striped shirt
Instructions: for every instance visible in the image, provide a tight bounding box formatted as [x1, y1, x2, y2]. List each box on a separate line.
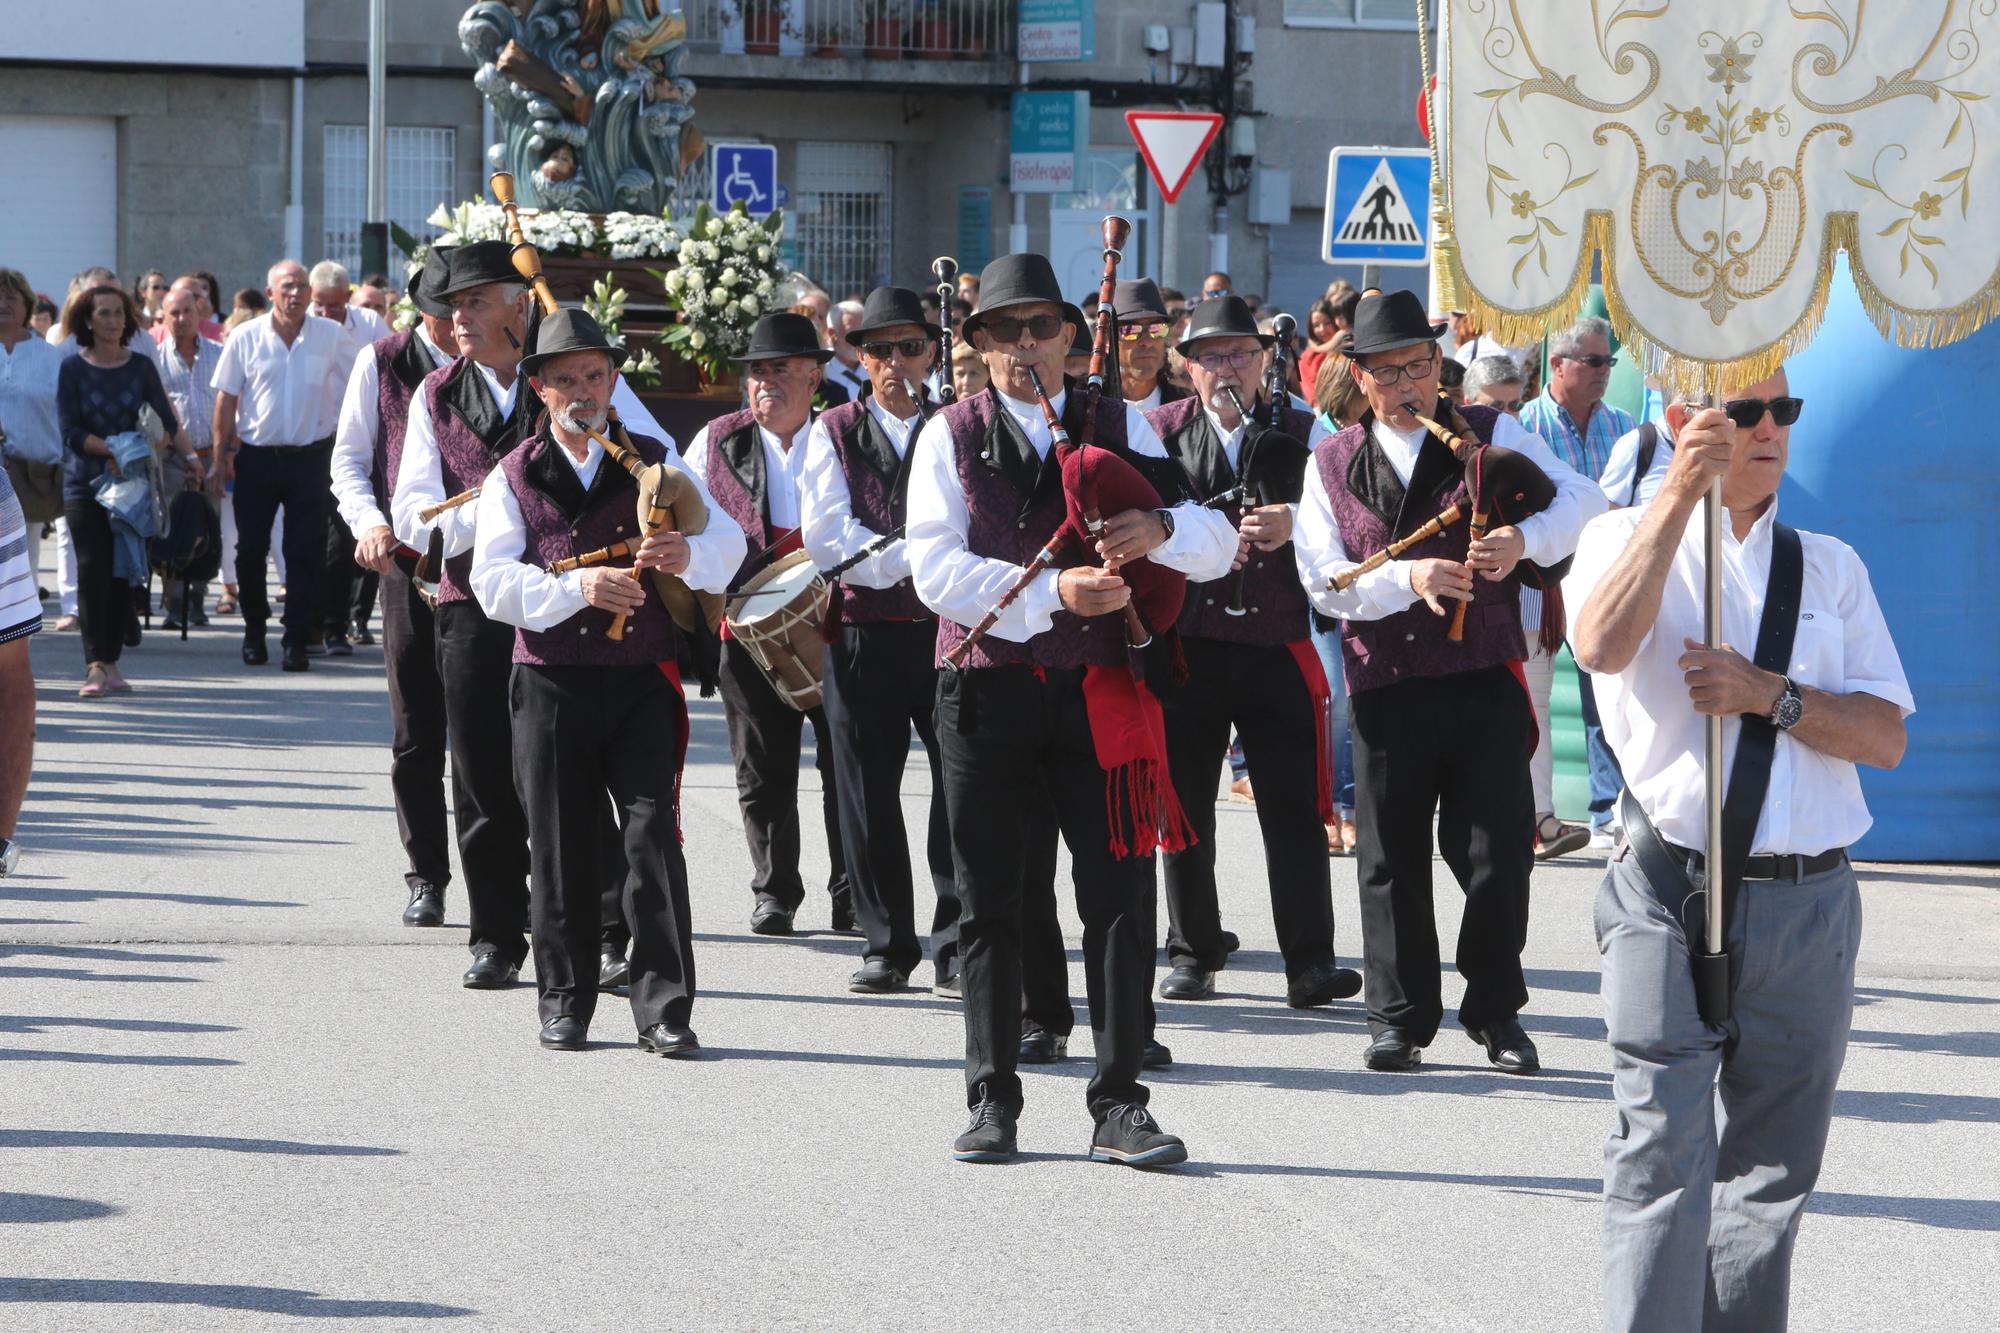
[0, 466, 43, 643]
[154, 335, 225, 449]
[1519, 393, 1633, 483]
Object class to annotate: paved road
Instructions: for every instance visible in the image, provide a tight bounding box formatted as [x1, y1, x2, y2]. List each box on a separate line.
[4, 623, 1995, 1331]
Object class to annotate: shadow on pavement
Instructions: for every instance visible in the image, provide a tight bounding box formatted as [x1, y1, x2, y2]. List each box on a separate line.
[1832, 1088, 1997, 1124]
[0, 884, 299, 909]
[1847, 1027, 2000, 1059]
[0, 945, 220, 966]
[0, 1130, 399, 1156]
[1854, 985, 1999, 1007]
[0, 1278, 471, 1318]
[0, 1194, 120, 1224]
[0, 1049, 237, 1067]
[0, 1016, 238, 1036]
[0, 968, 202, 984]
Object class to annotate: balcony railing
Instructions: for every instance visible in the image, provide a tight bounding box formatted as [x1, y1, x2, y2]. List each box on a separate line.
[681, 0, 1015, 63]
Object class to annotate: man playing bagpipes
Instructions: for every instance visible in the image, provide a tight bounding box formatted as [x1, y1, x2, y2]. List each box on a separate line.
[1144, 295, 1364, 1012]
[468, 310, 743, 1055]
[906, 250, 1235, 1167]
[1293, 290, 1605, 1075]
[799, 286, 962, 997]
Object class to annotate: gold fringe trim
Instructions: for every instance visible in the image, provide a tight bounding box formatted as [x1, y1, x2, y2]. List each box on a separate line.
[1439, 208, 2000, 397]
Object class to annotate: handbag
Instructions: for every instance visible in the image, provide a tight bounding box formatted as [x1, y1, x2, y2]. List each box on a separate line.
[3, 455, 63, 524]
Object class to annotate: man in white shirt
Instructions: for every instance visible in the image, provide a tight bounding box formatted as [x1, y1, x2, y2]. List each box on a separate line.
[212, 260, 347, 670]
[310, 259, 391, 653]
[468, 310, 742, 1057]
[682, 312, 853, 938]
[152, 286, 225, 629]
[800, 286, 958, 997]
[1294, 290, 1604, 1075]
[1598, 417, 1674, 510]
[906, 252, 1236, 1168]
[1570, 371, 1910, 1333]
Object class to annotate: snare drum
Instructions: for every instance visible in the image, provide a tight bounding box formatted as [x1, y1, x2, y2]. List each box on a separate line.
[726, 549, 828, 711]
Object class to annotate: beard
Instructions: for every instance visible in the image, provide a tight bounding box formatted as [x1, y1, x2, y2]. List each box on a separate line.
[552, 401, 606, 435]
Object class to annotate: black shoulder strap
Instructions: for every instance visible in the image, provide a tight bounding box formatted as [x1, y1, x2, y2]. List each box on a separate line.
[1628, 422, 1659, 507]
[1717, 520, 1803, 898]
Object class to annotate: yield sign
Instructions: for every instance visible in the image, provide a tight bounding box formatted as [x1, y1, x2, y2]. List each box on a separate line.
[1124, 110, 1223, 205]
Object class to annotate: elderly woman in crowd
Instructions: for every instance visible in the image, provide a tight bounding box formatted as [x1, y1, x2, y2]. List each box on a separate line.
[0, 268, 67, 600]
[949, 338, 989, 401]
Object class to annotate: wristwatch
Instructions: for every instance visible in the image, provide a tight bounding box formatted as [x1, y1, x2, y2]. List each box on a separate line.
[1767, 676, 1804, 731]
[0, 837, 18, 879]
[1154, 508, 1176, 542]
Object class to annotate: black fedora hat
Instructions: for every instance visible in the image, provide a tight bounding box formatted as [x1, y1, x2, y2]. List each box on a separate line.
[434, 241, 526, 298]
[739, 311, 834, 364]
[1347, 289, 1446, 357]
[845, 286, 942, 346]
[961, 253, 1087, 343]
[408, 245, 454, 319]
[1175, 294, 1273, 354]
[1112, 277, 1170, 325]
[520, 308, 621, 378]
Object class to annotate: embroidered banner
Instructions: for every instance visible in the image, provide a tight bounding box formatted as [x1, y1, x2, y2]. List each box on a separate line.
[1436, 1, 2000, 391]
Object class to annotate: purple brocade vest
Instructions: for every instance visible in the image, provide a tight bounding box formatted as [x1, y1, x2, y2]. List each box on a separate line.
[1316, 404, 1526, 694]
[422, 357, 533, 604]
[819, 398, 929, 623]
[498, 430, 678, 667]
[370, 331, 427, 516]
[1146, 396, 1314, 647]
[699, 407, 776, 590]
[931, 388, 1134, 671]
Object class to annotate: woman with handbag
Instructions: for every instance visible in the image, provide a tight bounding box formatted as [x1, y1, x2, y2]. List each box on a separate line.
[0, 268, 66, 606]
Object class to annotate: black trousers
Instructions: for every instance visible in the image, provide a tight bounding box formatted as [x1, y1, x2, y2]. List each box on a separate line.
[61, 500, 126, 666]
[1018, 789, 1074, 1036]
[820, 620, 958, 976]
[938, 666, 1157, 1122]
[434, 599, 531, 964]
[321, 511, 358, 636]
[512, 664, 695, 1032]
[352, 569, 379, 634]
[1350, 664, 1534, 1043]
[1162, 638, 1337, 982]
[231, 441, 331, 651]
[380, 557, 451, 890]
[716, 638, 849, 914]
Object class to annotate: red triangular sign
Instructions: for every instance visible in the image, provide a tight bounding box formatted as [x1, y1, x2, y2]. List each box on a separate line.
[1125, 110, 1223, 205]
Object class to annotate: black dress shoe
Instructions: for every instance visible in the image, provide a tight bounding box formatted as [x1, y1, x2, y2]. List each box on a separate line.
[1467, 1018, 1542, 1073]
[352, 625, 376, 646]
[462, 952, 520, 989]
[1221, 930, 1241, 956]
[748, 899, 794, 936]
[848, 957, 908, 994]
[1018, 1024, 1068, 1064]
[1157, 964, 1215, 1001]
[281, 644, 310, 672]
[1089, 1103, 1187, 1168]
[540, 1015, 587, 1050]
[1286, 960, 1365, 1009]
[829, 889, 857, 934]
[325, 631, 354, 657]
[931, 962, 961, 999]
[241, 635, 269, 666]
[953, 1084, 1018, 1162]
[599, 950, 630, 990]
[1364, 1029, 1425, 1072]
[638, 1022, 700, 1057]
[401, 882, 444, 927]
[1142, 1038, 1173, 1070]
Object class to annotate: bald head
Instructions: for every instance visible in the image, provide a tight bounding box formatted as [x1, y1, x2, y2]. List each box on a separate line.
[266, 260, 309, 326]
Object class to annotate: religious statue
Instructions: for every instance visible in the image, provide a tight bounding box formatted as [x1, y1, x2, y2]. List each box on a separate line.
[461, 0, 704, 215]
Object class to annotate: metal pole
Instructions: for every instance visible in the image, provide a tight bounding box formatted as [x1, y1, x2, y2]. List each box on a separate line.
[1703, 466, 1726, 953]
[360, 0, 390, 278]
[1361, 263, 1381, 293]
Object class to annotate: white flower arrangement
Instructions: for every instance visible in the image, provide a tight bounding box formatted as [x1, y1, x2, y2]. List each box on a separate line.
[652, 200, 789, 381]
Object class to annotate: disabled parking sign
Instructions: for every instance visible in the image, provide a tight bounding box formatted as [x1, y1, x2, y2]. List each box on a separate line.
[712, 143, 779, 217]
[1322, 147, 1431, 266]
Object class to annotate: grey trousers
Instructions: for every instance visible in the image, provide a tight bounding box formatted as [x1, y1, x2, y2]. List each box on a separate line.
[1596, 839, 1861, 1333]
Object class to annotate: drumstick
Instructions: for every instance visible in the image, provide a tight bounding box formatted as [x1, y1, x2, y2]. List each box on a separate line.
[419, 487, 480, 522]
[1330, 503, 1464, 591]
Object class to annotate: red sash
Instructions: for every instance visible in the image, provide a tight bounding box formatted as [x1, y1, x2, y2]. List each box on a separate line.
[1283, 640, 1338, 825]
[1079, 664, 1195, 860]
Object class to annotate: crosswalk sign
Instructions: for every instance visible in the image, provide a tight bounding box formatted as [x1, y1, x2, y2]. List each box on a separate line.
[1321, 147, 1431, 266]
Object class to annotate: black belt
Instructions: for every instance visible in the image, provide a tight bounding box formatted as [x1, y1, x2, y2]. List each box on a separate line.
[1661, 842, 1847, 883]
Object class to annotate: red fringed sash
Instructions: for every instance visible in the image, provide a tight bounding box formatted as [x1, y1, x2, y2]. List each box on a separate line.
[1283, 640, 1338, 825]
[1079, 664, 1195, 860]
[654, 660, 690, 843]
[1502, 657, 1539, 758]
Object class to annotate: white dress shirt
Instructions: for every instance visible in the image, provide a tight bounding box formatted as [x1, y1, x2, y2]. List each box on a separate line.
[1598, 420, 1674, 509]
[0, 334, 67, 466]
[469, 430, 743, 632]
[1132, 385, 1163, 411]
[210, 312, 347, 446]
[1566, 501, 1913, 855]
[800, 397, 921, 589]
[825, 357, 869, 404]
[1295, 409, 1606, 621]
[328, 305, 389, 386]
[330, 326, 449, 536]
[907, 388, 1237, 642]
[681, 417, 812, 537]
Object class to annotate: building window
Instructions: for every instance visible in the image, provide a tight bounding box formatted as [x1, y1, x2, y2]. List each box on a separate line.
[1283, 0, 1433, 29]
[323, 125, 457, 275]
[793, 141, 893, 299]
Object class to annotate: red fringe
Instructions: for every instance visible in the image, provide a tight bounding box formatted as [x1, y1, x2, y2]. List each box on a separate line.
[1284, 640, 1338, 825]
[1081, 664, 1194, 860]
[1538, 582, 1565, 658]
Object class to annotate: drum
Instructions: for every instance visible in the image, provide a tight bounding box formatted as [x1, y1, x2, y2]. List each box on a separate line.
[726, 549, 828, 711]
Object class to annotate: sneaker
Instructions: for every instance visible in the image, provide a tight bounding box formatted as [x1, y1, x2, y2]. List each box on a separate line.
[952, 1084, 1019, 1162]
[1088, 1103, 1188, 1169]
[1589, 823, 1622, 851]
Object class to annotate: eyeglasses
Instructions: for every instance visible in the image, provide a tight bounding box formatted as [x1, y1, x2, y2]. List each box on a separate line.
[859, 337, 932, 360]
[1484, 397, 1525, 413]
[978, 312, 1065, 345]
[1722, 395, 1804, 429]
[1201, 287, 1230, 299]
[1192, 348, 1261, 372]
[1560, 353, 1619, 369]
[1356, 349, 1438, 386]
[1118, 324, 1170, 343]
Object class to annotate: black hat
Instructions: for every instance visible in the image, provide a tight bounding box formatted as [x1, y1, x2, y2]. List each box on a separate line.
[408, 246, 454, 319]
[739, 311, 834, 364]
[961, 253, 1087, 343]
[520, 308, 621, 378]
[1112, 278, 1170, 325]
[1347, 289, 1446, 357]
[434, 241, 526, 299]
[1175, 295, 1273, 354]
[845, 287, 942, 346]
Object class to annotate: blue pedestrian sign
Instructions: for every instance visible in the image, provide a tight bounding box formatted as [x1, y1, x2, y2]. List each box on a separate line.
[1322, 147, 1431, 266]
[712, 143, 779, 217]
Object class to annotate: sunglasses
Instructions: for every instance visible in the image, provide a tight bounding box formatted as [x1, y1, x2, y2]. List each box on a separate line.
[1118, 324, 1171, 343]
[979, 312, 1066, 345]
[859, 337, 932, 360]
[1202, 288, 1230, 299]
[1560, 353, 1619, 369]
[1722, 395, 1804, 429]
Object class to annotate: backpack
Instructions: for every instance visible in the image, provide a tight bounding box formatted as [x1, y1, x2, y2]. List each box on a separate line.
[1628, 422, 1662, 507]
[152, 489, 222, 584]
